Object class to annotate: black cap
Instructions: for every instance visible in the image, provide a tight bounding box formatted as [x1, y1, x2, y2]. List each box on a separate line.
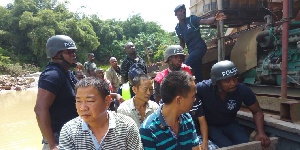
[174, 4, 185, 13]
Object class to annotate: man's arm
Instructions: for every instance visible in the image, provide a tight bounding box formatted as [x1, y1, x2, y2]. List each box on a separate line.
[199, 12, 226, 25]
[154, 81, 161, 104]
[179, 38, 185, 49]
[139, 128, 157, 150]
[198, 116, 209, 150]
[34, 88, 58, 150]
[127, 123, 144, 150]
[248, 101, 270, 148]
[105, 70, 117, 93]
[59, 124, 75, 150]
[120, 62, 128, 84]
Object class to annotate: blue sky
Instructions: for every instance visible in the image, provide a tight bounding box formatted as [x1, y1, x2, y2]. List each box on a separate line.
[0, 0, 191, 32]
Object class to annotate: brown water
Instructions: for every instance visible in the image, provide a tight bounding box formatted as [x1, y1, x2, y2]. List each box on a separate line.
[0, 89, 42, 150]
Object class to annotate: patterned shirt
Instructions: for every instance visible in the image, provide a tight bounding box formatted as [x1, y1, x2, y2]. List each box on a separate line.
[139, 105, 200, 150]
[117, 97, 159, 127]
[120, 55, 147, 82]
[59, 111, 143, 150]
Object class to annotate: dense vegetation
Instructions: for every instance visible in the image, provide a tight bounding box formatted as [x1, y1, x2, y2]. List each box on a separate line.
[0, 0, 216, 76]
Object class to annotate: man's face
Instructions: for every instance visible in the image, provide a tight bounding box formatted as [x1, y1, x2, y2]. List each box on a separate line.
[125, 42, 136, 54]
[168, 54, 185, 71]
[180, 81, 196, 113]
[61, 49, 77, 66]
[89, 54, 95, 61]
[176, 8, 186, 20]
[110, 58, 118, 68]
[133, 79, 152, 103]
[218, 76, 238, 92]
[75, 86, 110, 124]
[95, 70, 104, 79]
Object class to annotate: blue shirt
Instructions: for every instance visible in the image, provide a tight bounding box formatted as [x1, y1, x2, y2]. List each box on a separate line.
[196, 79, 256, 126]
[175, 15, 207, 53]
[38, 62, 78, 133]
[189, 97, 205, 136]
[139, 105, 200, 150]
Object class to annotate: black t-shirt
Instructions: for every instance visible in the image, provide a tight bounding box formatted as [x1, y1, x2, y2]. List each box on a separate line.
[38, 63, 78, 133]
[196, 79, 256, 126]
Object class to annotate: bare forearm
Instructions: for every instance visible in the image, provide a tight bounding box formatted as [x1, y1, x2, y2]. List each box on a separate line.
[253, 111, 266, 134]
[35, 109, 57, 147]
[200, 17, 216, 25]
[199, 117, 209, 143]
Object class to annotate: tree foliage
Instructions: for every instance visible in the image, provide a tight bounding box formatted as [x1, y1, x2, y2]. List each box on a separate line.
[0, 0, 215, 72]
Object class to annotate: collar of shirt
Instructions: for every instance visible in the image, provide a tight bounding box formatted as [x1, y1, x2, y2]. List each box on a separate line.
[129, 97, 153, 111]
[157, 105, 183, 129]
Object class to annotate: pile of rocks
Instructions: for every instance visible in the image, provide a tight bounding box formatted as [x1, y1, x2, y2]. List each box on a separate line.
[0, 72, 40, 91]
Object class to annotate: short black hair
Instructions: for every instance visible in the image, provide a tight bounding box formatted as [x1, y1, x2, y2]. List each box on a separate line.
[75, 77, 110, 99]
[88, 53, 94, 57]
[132, 74, 151, 88]
[160, 71, 195, 104]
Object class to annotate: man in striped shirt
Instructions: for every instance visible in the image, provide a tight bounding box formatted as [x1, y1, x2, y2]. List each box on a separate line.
[140, 71, 200, 150]
[59, 77, 143, 150]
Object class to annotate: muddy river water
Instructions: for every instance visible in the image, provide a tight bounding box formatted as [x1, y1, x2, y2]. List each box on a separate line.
[0, 88, 42, 150]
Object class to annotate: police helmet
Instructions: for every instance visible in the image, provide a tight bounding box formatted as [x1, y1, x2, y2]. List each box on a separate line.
[211, 60, 238, 85]
[46, 35, 77, 58]
[164, 45, 185, 63]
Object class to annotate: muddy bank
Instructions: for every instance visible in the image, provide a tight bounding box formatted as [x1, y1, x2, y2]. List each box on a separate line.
[0, 72, 40, 91]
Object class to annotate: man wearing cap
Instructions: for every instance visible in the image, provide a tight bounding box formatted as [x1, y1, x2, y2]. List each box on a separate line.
[154, 45, 192, 103]
[196, 60, 270, 148]
[174, 4, 226, 83]
[84, 53, 97, 77]
[154, 45, 218, 150]
[120, 42, 147, 83]
[34, 35, 79, 150]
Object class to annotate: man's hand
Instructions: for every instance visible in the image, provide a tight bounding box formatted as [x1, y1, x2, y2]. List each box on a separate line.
[215, 12, 227, 21]
[50, 144, 59, 150]
[200, 142, 208, 150]
[255, 133, 270, 149]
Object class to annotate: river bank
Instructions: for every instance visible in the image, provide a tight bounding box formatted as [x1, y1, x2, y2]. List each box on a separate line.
[0, 72, 40, 92]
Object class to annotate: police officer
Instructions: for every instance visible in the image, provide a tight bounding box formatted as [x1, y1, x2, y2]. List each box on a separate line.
[34, 35, 78, 150]
[196, 60, 270, 148]
[174, 4, 226, 83]
[154, 45, 192, 103]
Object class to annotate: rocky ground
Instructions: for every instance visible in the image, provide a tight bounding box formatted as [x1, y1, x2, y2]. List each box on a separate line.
[0, 72, 40, 91]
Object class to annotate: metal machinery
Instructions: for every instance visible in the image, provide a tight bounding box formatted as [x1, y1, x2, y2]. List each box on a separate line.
[255, 19, 300, 87]
[190, 0, 300, 87]
[188, 1, 300, 149]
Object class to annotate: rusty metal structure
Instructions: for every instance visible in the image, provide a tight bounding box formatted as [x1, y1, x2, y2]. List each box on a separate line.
[190, 0, 300, 95]
[187, 0, 300, 149]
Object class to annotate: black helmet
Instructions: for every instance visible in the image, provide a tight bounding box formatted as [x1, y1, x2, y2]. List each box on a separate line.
[46, 35, 77, 58]
[211, 60, 238, 85]
[164, 45, 185, 63]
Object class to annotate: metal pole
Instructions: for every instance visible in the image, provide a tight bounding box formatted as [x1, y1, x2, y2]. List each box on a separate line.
[217, 0, 225, 61]
[281, 0, 289, 98]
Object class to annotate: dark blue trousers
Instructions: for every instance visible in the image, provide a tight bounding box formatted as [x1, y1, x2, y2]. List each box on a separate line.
[185, 48, 206, 83]
[208, 123, 249, 148]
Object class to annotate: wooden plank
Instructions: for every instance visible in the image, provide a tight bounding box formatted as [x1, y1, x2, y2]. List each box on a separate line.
[217, 137, 278, 150]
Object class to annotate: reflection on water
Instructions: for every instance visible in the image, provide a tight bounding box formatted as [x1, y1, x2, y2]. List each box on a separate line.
[0, 88, 42, 150]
